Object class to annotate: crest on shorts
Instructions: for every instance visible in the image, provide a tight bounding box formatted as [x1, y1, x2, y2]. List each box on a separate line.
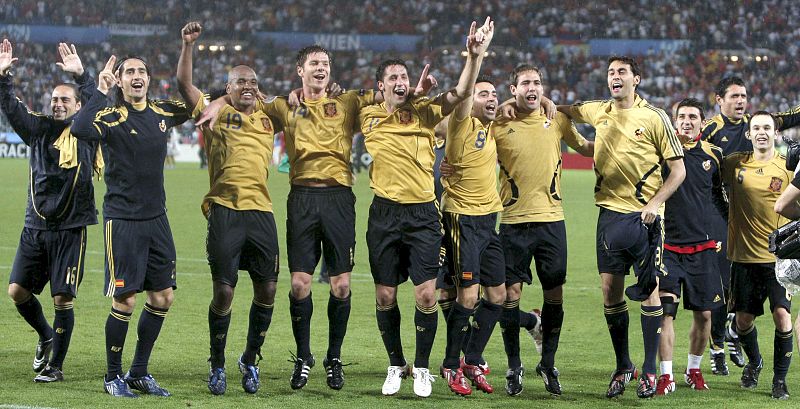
[261, 118, 272, 132]
[769, 177, 783, 192]
[462, 271, 473, 280]
[702, 160, 711, 171]
[398, 109, 413, 125]
[159, 119, 166, 133]
[323, 102, 338, 118]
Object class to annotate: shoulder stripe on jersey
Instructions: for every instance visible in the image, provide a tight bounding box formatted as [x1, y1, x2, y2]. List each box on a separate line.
[646, 104, 683, 156]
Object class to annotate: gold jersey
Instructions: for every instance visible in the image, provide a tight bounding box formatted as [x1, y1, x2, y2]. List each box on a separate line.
[440, 115, 502, 215]
[722, 151, 791, 263]
[192, 95, 275, 217]
[359, 97, 444, 203]
[569, 95, 683, 213]
[262, 90, 374, 186]
[494, 110, 587, 223]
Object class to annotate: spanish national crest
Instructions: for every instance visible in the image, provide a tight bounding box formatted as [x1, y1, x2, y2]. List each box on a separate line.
[324, 102, 338, 118]
[159, 119, 166, 133]
[634, 128, 645, 140]
[398, 109, 413, 125]
[702, 160, 711, 171]
[261, 118, 272, 132]
[769, 177, 783, 192]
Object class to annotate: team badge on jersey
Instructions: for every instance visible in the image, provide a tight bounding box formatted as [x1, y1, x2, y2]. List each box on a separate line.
[769, 177, 783, 192]
[159, 119, 166, 133]
[261, 118, 272, 132]
[702, 160, 711, 171]
[634, 128, 645, 140]
[324, 102, 338, 118]
[398, 109, 413, 125]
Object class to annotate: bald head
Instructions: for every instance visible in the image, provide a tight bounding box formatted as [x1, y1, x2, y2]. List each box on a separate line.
[226, 65, 259, 112]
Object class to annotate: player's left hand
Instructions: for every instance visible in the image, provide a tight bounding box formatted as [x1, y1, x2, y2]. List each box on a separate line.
[440, 158, 456, 178]
[413, 64, 438, 97]
[640, 201, 660, 225]
[55, 43, 84, 77]
[500, 100, 517, 120]
[195, 96, 227, 130]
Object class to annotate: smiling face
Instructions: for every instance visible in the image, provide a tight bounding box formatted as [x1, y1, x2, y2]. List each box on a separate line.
[226, 66, 258, 110]
[748, 113, 777, 152]
[675, 106, 703, 144]
[378, 64, 411, 106]
[115, 58, 150, 103]
[607, 60, 639, 101]
[717, 84, 748, 120]
[297, 51, 331, 94]
[50, 85, 80, 120]
[471, 81, 497, 122]
[510, 70, 543, 113]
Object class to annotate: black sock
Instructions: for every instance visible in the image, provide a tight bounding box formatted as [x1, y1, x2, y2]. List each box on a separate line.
[130, 303, 168, 378]
[737, 323, 761, 364]
[376, 302, 405, 366]
[327, 292, 351, 361]
[604, 302, 632, 370]
[105, 308, 132, 380]
[640, 305, 663, 375]
[208, 304, 231, 368]
[444, 302, 471, 369]
[519, 309, 539, 331]
[465, 299, 502, 366]
[289, 293, 313, 360]
[439, 297, 455, 322]
[50, 303, 75, 370]
[243, 300, 273, 365]
[774, 329, 793, 381]
[414, 303, 438, 369]
[709, 304, 727, 351]
[541, 299, 564, 368]
[15, 295, 52, 341]
[501, 299, 522, 369]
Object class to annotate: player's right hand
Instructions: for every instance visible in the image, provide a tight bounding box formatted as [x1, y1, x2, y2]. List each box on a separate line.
[182, 22, 202, 45]
[439, 158, 456, 178]
[0, 39, 19, 76]
[56, 43, 84, 76]
[97, 55, 116, 95]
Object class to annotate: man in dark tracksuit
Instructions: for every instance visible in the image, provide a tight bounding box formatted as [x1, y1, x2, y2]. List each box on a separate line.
[2, 40, 99, 383]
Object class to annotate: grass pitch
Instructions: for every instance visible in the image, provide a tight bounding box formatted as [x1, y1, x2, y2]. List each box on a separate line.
[0, 160, 795, 408]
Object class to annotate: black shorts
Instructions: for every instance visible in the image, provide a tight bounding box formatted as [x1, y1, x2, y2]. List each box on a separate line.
[730, 262, 791, 316]
[442, 212, 505, 288]
[596, 207, 665, 278]
[207, 204, 279, 287]
[287, 185, 355, 276]
[661, 248, 725, 311]
[367, 197, 444, 287]
[500, 221, 567, 290]
[709, 212, 731, 292]
[103, 215, 177, 298]
[10, 227, 87, 298]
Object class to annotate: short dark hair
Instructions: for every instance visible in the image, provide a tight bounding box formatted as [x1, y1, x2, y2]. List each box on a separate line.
[715, 76, 746, 98]
[675, 98, 705, 120]
[475, 75, 494, 87]
[375, 59, 407, 83]
[52, 83, 79, 100]
[607, 55, 641, 77]
[509, 64, 542, 87]
[295, 45, 331, 67]
[113, 56, 151, 107]
[750, 110, 777, 129]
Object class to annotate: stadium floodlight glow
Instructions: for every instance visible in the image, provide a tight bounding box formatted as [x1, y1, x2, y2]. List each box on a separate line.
[209, 45, 219, 52]
[442, 49, 449, 55]
[219, 45, 226, 51]
[198, 44, 205, 51]
[730, 55, 739, 62]
[234, 44, 242, 51]
[763, 55, 769, 61]
[461, 50, 468, 57]
[756, 56, 762, 62]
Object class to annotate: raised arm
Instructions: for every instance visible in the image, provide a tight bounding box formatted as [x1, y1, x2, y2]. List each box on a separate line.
[71, 55, 116, 141]
[55, 42, 95, 105]
[440, 17, 494, 117]
[177, 22, 204, 108]
[0, 39, 45, 143]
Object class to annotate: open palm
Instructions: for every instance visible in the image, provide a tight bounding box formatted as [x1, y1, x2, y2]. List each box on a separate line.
[56, 43, 84, 76]
[0, 39, 19, 75]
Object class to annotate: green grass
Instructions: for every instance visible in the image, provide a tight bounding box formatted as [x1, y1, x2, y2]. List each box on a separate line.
[0, 160, 795, 408]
